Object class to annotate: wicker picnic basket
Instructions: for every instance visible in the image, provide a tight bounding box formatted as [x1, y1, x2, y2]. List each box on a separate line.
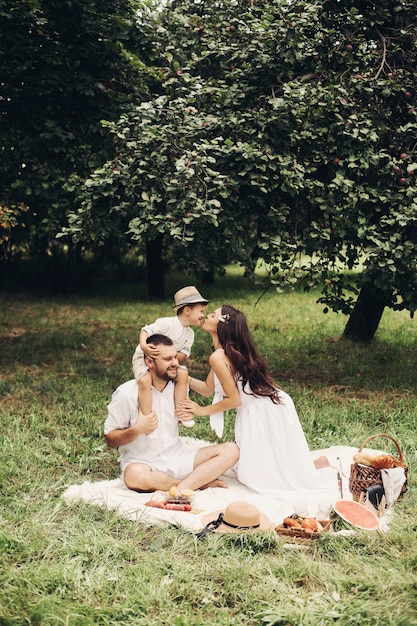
[349, 433, 408, 502]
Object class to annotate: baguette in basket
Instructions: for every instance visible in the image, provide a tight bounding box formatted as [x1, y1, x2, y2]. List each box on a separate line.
[353, 452, 402, 469]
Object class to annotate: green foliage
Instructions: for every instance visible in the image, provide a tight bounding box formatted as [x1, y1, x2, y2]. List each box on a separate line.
[0, 0, 157, 261]
[2, 0, 417, 328]
[65, 0, 417, 320]
[0, 201, 28, 247]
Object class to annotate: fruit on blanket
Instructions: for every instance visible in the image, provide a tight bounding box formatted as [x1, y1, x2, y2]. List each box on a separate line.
[145, 500, 192, 511]
[301, 517, 319, 532]
[180, 489, 195, 499]
[145, 501, 166, 509]
[167, 487, 194, 500]
[165, 503, 192, 511]
[283, 517, 302, 530]
[332, 499, 379, 530]
[280, 516, 327, 536]
[167, 495, 192, 505]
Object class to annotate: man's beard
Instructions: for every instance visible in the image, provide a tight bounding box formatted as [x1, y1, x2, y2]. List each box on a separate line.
[154, 364, 178, 382]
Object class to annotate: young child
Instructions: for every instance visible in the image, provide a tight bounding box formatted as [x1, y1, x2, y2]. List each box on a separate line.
[132, 286, 209, 433]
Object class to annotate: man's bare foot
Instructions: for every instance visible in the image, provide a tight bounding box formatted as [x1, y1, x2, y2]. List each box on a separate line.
[200, 478, 227, 490]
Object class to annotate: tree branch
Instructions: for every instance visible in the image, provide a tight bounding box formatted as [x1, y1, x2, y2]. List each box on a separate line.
[373, 30, 388, 80]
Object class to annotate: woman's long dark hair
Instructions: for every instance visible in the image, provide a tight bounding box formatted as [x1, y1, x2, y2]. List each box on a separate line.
[217, 305, 281, 404]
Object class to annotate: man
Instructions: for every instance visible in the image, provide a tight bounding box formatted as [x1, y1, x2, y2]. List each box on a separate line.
[104, 334, 239, 493]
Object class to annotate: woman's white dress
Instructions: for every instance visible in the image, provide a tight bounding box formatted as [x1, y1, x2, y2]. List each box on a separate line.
[214, 374, 331, 497]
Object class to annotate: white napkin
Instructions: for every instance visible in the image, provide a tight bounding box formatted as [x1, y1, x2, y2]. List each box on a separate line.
[381, 467, 407, 506]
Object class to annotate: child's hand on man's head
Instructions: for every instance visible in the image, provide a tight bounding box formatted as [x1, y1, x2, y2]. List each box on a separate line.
[143, 343, 160, 358]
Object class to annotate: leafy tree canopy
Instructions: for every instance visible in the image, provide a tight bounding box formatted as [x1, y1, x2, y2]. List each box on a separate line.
[0, 0, 158, 261]
[65, 0, 416, 337]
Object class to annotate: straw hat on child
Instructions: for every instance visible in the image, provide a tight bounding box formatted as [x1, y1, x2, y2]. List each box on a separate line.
[172, 286, 209, 311]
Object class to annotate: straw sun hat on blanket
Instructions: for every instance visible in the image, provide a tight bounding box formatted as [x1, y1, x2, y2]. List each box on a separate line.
[197, 501, 276, 537]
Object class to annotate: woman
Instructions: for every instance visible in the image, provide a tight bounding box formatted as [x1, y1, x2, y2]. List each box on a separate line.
[176, 305, 333, 497]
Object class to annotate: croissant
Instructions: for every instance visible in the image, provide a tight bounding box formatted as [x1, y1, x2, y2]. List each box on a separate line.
[370, 454, 401, 469]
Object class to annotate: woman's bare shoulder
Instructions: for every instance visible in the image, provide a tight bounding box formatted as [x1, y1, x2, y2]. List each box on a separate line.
[209, 348, 227, 365]
[209, 349, 234, 375]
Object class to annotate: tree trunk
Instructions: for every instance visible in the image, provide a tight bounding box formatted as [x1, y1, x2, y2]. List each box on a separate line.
[146, 235, 165, 299]
[343, 283, 388, 342]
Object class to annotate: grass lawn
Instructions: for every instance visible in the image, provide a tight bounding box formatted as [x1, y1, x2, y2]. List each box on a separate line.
[1, 270, 416, 625]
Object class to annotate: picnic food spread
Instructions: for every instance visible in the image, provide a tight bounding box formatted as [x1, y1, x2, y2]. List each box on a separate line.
[276, 497, 381, 539]
[276, 514, 330, 539]
[331, 499, 379, 530]
[145, 499, 192, 511]
[145, 488, 195, 512]
[281, 516, 324, 533]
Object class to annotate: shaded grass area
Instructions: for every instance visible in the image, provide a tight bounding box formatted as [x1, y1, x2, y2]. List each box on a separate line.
[1, 273, 417, 625]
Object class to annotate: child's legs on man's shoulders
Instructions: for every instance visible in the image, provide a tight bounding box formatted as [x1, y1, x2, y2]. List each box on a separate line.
[138, 370, 153, 415]
[175, 367, 195, 427]
[174, 366, 188, 403]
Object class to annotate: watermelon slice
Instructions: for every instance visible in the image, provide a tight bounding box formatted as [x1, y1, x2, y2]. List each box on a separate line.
[332, 499, 379, 530]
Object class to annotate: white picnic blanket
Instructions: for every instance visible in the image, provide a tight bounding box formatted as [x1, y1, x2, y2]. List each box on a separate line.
[62, 439, 371, 531]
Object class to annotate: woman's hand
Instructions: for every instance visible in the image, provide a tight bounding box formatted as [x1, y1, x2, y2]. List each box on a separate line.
[176, 399, 205, 419]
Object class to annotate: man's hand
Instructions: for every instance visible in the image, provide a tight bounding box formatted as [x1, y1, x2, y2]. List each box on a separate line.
[137, 409, 158, 435]
[104, 409, 158, 447]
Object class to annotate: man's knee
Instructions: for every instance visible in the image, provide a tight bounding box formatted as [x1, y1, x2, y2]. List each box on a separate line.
[124, 463, 153, 491]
